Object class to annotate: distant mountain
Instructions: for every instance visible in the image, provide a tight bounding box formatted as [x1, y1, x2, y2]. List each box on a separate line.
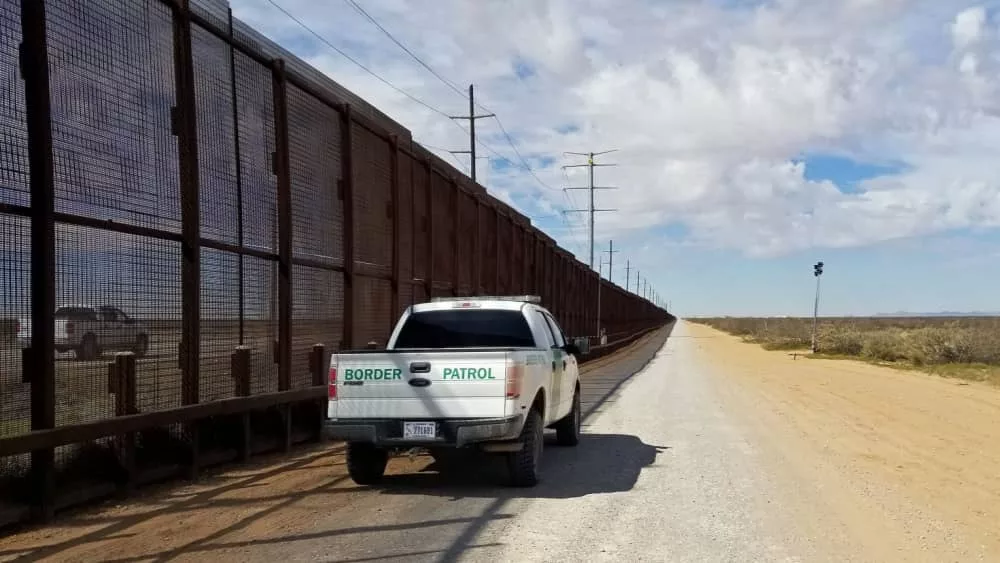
[873, 311, 1000, 317]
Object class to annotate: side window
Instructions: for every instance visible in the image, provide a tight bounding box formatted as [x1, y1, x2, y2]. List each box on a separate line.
[542, 313, 566, 348]
[533, 311, 557, 348]
[100, 308, 117, 322]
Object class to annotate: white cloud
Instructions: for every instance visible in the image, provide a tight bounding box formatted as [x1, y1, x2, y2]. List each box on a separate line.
[230, 0, 1000, 260]
[952, 6, 987, 49]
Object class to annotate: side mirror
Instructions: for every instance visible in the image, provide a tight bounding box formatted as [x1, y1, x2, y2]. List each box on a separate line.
[572, 337, 590, 356]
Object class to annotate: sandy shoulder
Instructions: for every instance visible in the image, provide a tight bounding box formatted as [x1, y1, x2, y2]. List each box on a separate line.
[686, 321, 1000, 561]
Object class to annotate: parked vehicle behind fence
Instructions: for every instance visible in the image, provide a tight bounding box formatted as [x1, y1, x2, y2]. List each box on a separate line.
[16, 305, 150, 361]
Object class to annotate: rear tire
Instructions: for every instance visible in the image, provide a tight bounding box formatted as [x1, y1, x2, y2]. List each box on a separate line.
[507, 408, 543, 487]
[555, 385, 581, 446]
[77, 334, 99, 362]
[346, 442, 388, 485]
[134, 334, 149, 358]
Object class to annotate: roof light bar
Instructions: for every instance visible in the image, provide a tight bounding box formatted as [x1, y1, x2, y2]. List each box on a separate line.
[430, 295, 542, 304]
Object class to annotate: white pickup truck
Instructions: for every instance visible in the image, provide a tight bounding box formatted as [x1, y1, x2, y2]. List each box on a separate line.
[16, 305, 150, 361]
[325, 296, 585, 487]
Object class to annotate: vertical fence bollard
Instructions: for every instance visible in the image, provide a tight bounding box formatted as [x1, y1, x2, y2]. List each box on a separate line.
[310, 343, 326, 442]
[21, 0, 57, 523]
[109, 352, 137, 495]
[171, 0, 203, 482]
[231, 345, 251, 462]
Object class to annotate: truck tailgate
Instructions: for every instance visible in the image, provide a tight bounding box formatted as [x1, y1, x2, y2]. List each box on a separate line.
[330, 351, 509, 419]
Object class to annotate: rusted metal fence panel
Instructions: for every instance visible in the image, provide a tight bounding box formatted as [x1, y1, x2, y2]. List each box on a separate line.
[456, 189, 476, 295]
[430, 170, 452, 294]
[0, 0, 672, 527]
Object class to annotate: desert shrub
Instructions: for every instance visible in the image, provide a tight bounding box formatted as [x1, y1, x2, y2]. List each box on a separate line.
[819, 327, 865, 355]
[861, 330, 907, 362]
[691, 316, 1000, 367]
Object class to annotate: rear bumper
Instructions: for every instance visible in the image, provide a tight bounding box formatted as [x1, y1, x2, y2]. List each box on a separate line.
[324, 414, 524, 448]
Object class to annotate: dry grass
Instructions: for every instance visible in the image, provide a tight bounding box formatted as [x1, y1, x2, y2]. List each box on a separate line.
[691, 316, 1000, 386]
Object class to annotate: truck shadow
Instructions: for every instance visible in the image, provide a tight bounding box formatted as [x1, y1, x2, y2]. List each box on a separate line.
[375, 432, 669, 499]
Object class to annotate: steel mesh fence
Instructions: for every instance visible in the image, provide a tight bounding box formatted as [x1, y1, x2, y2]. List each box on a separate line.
[397, 150, 414, 314]
[0, 0, 27, 208]
[288, 85, 342, 267]
[480, 204, 497, 293]
[356, 277, 393, 347]
[234, 53, 276, 253]
[352, 125, 391, 278]
[411, 158, 429, 284]
[498, 215, 512, 295]
[456, 190, 475, 294]
[244, 254, 278, 394]
[290, 265, 341, 387]
[430, 171, 453, 287]
[0, 215, 30, 483]
[47, 0, 181, 233]
[0, 0, 28, 486]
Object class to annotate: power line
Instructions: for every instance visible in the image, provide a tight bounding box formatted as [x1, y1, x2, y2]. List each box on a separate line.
[264, 0, 457, 122]
[418, 141, 471, 173]
[558, 166, 591, 259]
[334, 0, 560, 193]
[342, 0, 467, 98]
[489, 114, 559, 192]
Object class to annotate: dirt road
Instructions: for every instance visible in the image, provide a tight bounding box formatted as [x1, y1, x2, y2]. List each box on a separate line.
[2, 321, 998, 562]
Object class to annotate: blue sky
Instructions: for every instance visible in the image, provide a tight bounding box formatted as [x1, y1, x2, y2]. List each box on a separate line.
[221, 0, 1000, 317]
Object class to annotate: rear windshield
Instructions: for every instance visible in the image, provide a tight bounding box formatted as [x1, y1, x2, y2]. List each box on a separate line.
[394, 309, 535, 349]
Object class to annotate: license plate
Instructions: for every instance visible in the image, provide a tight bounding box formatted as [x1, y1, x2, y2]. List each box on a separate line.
[402, 421, 436, 439]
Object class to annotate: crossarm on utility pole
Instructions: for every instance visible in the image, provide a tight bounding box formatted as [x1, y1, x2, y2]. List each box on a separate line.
[448, 84, 494, 182]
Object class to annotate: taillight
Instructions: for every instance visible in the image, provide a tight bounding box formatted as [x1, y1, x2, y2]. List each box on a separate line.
[506, 363, 523, 399]
[328, 366, 337, 400]
[65, 322, 75, 335]
[14, 321, 19, 334]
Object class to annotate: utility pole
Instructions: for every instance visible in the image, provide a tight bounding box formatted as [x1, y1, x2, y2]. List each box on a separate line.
[449, 84, 494, 183]
[596, 257, 607, 337]
[811, 261, 824, 353]
[635, 270, 639, 295]
[563, 150, 618, 270]
[603, 240, 619, 284]
[624, 260, 631, 292]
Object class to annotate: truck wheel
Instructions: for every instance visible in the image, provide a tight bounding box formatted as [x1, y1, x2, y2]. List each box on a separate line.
[555, 386, 581, 446]
[77, 334, 99, 362]
[507, 408, 542, 487]
[346, 442, 388, 485]
[134, 334, 149, 358]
